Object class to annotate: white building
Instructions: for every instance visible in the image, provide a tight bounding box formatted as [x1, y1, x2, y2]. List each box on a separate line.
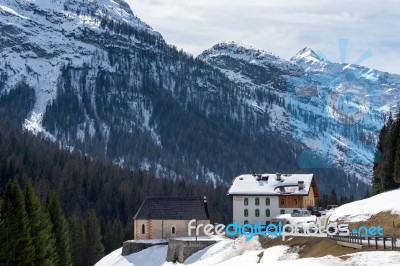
[227, 173, 319, 225]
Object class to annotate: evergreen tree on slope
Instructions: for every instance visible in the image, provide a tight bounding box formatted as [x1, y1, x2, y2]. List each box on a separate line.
[24, 180, 58, 266]
[0, 180, 34, 265]
[46, 191, 72, 266]
[85, 210, 104, 266]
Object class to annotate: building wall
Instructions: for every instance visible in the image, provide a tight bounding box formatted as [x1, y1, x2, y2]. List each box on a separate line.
[134, 219, 210, 240]
[233, 196, 278, 225]
[232, 195, 313, 225]
[303, 186, 315, 207]
[278, 195, 304, 208]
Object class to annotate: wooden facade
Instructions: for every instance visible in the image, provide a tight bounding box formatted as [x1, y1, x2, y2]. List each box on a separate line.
[278, 179, 318, 208]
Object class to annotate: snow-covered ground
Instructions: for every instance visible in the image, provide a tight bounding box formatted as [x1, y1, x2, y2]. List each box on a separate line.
[96, 235, 400, 266]
[96, 246, 168, 266]
[329, 188, 400, 222]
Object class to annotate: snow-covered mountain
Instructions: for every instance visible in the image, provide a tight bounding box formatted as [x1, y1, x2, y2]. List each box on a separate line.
[0, 0, 382, 196]
[199, 42, 400, 182]
[0, 0, 158, 134]
[0, 0, 276, 187]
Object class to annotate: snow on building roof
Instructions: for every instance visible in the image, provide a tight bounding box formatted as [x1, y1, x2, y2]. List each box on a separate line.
[227, 173, 317, 196]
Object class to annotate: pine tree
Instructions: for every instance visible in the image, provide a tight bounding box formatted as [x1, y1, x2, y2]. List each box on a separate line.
[68, 213, 86, 266]
[0, 180, 34, 265]
[329, 189, 338, 205]
[372, 124, 386, 194]
[104, 218, 124, 253]
[85, 210, 104, 266]
[385, 114, 400, 189]
[24, 180, 58, 266]
[393, 141, 400, 183]
[46, 191, 72, 266]
[0, 196, 5, 264]
[372, 112, 400, 193]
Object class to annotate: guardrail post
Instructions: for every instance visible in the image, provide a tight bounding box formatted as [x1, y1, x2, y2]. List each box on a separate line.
[392, 237, 394, 250]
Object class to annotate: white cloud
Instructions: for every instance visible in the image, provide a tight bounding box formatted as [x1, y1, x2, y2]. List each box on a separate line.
[127, 0, 400, 74]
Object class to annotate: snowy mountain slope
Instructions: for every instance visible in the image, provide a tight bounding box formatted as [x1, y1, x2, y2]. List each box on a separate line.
[0, 0, 204, 178]
[0, 0, 286, 187]
[199, 42, 400, 182]
[0, 0, 158, 135]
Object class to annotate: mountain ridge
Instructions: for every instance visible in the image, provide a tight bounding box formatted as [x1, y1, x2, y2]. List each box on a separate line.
[198, 41, 400, 182]
[0, 0, 376, 196]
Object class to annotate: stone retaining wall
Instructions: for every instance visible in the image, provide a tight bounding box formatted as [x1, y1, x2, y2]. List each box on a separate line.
[121, 241, 168, 256]
[166, 239, 217, 263]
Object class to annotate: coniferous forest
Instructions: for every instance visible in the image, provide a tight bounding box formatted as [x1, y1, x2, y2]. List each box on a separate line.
[372, 112, 400, 194]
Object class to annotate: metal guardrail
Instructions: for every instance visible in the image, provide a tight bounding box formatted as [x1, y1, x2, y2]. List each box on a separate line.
[328, 233, 398, 250]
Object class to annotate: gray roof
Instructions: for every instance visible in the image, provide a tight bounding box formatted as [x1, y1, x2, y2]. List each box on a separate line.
[133, 196, 210, 220]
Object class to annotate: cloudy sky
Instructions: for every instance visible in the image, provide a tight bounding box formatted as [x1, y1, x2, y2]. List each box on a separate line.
[127, 0, 400, 74]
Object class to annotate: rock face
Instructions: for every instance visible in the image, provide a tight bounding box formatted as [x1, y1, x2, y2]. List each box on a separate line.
[166, 239, 217, 263]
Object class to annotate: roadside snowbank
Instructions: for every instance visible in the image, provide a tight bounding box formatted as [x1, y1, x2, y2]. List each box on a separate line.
[329, 189, 400, 222]
[95, 245, 167, 266]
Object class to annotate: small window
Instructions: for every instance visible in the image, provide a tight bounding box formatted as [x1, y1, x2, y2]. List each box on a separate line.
[171, 226, 176, 234]
[294, 199, 298, 205]
[280, 199, 285, 206]
[265, 209, 270, 217]
[244, 209, 248, 217]
[255, 197, 260, 206]
[255, 209, 260, 217]
[265, 197, 270, 206]
[244, 220, 249, 224]
[280, 210, 285, 214]
[244, 197, 248, 206]
[141, 224, 145, 234]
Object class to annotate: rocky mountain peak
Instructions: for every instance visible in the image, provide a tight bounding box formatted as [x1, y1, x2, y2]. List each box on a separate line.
[291, 47, 323, 63]
[0, 0, 155, 33]
[198, 42, 302, 75]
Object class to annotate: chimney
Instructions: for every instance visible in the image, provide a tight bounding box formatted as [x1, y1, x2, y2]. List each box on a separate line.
[254, 173, 262, 181]
[298, 181, 304, 190]
[276, 173, 282, 181]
